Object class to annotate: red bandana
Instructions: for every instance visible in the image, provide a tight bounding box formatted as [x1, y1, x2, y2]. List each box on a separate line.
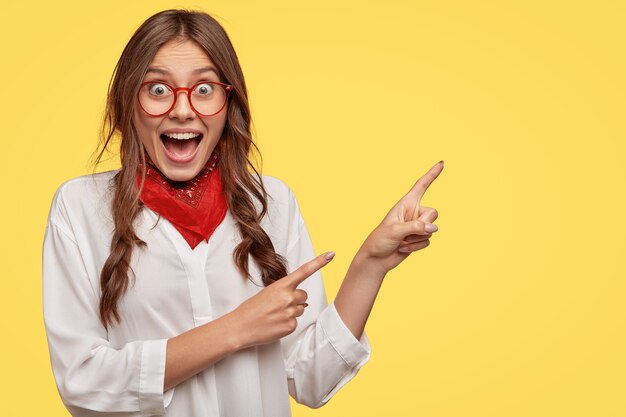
[135, 151, 227, 249]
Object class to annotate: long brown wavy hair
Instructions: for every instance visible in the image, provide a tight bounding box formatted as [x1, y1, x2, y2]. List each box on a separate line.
[92, 9, 289, 329]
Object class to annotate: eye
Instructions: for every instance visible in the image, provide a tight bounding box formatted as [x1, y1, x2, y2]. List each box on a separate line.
[194, 83, 215, 96]
[147, 83, 171, 96]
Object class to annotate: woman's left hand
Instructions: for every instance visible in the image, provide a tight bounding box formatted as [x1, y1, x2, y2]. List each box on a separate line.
[358, 160, 444, 275]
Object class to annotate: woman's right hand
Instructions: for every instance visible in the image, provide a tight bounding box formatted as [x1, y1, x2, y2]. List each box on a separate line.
[230, 251, 336, 349]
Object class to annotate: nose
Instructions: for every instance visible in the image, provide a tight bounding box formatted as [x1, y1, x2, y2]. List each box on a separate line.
[168, 91, 196, 120]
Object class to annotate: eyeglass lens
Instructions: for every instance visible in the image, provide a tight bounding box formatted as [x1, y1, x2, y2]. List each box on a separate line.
[138, 82, 228, 116]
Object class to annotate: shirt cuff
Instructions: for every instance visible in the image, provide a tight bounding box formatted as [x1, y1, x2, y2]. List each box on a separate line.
[318, 301, 372, 371]
[139, 338, 173, 415]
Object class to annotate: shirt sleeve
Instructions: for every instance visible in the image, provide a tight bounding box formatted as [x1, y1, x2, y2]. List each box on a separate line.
[42, 187, 173, 416]
[279, 186, 372, 409]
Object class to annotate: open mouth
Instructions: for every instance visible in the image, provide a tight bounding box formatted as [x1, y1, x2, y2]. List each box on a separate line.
[160, 132, 204, 163]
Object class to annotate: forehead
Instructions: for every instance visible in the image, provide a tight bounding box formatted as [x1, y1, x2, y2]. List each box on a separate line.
[146, 39, 218, 80]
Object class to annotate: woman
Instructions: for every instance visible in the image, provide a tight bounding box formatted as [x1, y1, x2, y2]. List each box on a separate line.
[43, 9, 443, 417]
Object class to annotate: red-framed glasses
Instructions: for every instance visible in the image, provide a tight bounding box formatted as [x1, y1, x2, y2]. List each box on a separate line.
[137, 80, 234, 117]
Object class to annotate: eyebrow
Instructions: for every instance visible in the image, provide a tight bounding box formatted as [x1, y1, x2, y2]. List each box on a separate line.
[145, 66, 218, 75]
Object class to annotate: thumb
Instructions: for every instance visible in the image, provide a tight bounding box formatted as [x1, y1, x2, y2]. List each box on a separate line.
[390, 220, 438, 241]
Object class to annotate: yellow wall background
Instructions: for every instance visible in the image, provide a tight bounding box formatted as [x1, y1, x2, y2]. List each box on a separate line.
[1, 1, 624, 416]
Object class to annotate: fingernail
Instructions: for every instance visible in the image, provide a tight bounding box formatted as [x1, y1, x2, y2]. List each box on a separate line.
[324, 251, 336, 260]
[425, 223, 438, 233]
[439, 160, 444, 164]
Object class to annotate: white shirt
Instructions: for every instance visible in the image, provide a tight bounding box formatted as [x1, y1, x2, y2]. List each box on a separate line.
[42, 170, 371, 417]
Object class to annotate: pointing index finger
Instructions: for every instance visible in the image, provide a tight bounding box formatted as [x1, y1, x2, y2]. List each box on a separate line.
[284, 251, 335, 288]
[409, 160, 444, 206]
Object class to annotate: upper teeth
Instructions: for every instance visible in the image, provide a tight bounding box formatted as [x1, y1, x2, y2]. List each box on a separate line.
[164, 132, 201, 140]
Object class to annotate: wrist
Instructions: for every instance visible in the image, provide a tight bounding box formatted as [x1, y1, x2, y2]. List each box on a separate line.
[352, 249, 388, 281]
[220, 311, 248, 352]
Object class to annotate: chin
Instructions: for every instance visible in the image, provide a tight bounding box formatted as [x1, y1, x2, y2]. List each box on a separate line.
[154, 154, 209, 182]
